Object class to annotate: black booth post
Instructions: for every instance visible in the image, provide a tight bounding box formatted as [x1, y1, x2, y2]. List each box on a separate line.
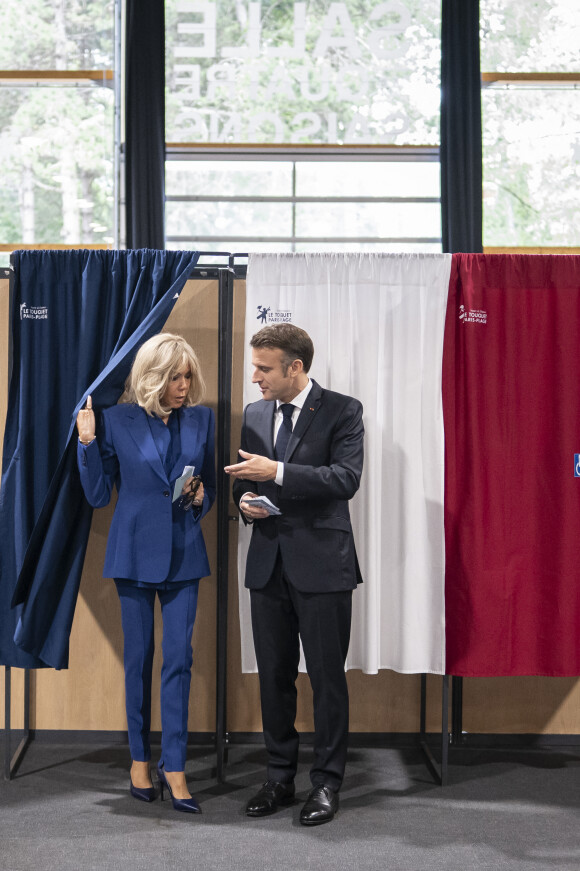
[439, 0, 483, 748]
[440, 0, 483, 254]
[125, 0, 166, 249]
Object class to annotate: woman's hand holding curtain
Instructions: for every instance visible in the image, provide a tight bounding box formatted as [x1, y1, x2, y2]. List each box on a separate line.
[76, 395, 96, 445]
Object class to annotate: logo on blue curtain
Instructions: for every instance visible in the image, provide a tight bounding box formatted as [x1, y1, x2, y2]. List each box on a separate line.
[256, 304, 292, 324]
[20, 301, 48, 320]
[575, 455, 580, 477]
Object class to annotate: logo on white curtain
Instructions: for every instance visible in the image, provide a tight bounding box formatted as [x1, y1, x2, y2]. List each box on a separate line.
[20, 302, 48, 320]
[574, 454, 580, 477]
[459, 304, 487, 324]
[256, 305, 292, 324]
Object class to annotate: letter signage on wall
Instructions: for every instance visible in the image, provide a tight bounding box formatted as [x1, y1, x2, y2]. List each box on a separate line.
[166, 0, 440, 145]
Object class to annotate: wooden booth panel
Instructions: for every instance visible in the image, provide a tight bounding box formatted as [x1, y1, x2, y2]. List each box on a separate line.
[462, 677, 580, 735]
[226, 278, 262, 732]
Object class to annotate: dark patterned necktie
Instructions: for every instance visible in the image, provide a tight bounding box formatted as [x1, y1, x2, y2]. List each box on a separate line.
[274, 403, 294, 461]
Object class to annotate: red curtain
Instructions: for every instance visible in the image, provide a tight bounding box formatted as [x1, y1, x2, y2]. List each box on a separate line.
[443, 254, 580, 676]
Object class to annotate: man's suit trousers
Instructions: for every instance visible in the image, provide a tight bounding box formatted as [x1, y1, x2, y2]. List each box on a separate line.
[250, 553, 352, 792]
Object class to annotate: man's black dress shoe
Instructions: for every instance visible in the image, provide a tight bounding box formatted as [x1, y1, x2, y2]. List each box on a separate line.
[245, 780, 295, 817]
[299, 785, 339, 826]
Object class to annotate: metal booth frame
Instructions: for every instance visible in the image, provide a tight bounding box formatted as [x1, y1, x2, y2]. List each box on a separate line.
[3, 254, 454, 785]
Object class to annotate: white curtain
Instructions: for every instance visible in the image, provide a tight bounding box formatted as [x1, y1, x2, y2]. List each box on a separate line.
[238, 253, 451, 675]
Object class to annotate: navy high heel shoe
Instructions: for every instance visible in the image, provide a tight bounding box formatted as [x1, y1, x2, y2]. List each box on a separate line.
[157, 763, 201, 814]
[130, 780, 157, 802]
[129, 765, 156, 802]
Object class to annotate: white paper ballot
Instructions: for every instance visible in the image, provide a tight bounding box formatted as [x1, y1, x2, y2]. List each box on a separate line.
[243, 495, 282, 516]
[173, 465, 196, 502]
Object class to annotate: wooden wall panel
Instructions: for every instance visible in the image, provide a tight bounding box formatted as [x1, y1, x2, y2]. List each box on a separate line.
[226, 279, 262, 731]
[462, 677, 580, 734]
[2, 271, 580, 736]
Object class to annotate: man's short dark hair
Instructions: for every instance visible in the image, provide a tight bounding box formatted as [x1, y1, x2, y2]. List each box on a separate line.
[250, 324, 314, 373]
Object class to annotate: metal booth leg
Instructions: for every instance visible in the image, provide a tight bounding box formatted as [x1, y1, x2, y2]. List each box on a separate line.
[451, 676, 464, 744]
[419, 673, 450, 786]
[4, 667, 32, 780]
[215, 266, 235, 782]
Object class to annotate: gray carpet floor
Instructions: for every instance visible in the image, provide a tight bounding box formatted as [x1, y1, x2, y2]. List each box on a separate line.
[1, 740, 579, 871]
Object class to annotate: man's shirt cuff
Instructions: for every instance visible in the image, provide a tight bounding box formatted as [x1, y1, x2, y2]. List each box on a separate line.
[275, 462, 284, 486]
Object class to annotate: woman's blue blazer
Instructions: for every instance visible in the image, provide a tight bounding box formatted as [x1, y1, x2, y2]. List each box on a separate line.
[77, 403, 215, 583]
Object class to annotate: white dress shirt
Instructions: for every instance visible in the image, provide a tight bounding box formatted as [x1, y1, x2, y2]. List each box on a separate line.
[273, 379, 312, 485]
[241, 379, 313, 513]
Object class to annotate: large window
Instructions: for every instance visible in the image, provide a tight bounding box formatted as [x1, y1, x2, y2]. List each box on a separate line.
[2, 3, 579, 258]
[165, 0, 442, 252]
[165, 149, 440, 252]
[0, 0, 117, 266]
[480, 0, 580, 248]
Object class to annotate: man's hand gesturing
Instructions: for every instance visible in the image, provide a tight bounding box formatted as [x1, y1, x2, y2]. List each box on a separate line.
[224, 450, 277, 482]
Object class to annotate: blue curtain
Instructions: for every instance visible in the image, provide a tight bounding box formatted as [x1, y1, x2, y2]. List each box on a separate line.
[0, 249, 199, 669]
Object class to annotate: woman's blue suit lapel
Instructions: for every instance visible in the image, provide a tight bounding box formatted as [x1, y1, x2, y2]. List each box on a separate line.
[170, 406, 204, 482]
[123, 405, 168, 484]
[121, 405, 205, 485]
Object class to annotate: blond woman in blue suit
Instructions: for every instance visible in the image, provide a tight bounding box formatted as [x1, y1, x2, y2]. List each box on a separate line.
[76, 333, 215, 815]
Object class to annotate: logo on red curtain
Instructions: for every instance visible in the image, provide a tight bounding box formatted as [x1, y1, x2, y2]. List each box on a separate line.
[459, 304, 487, 324]
[575, 455, 580, 477]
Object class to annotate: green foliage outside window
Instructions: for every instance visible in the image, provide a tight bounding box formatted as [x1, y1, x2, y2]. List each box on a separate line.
[0, 0, 114, 253]
[481, 0, 580, 247]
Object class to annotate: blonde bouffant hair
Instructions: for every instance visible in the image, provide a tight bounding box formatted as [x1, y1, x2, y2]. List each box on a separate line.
[123, 333, 205, 416]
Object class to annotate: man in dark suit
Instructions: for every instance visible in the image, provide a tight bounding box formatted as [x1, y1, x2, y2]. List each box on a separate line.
[225, 324, 364, 826]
